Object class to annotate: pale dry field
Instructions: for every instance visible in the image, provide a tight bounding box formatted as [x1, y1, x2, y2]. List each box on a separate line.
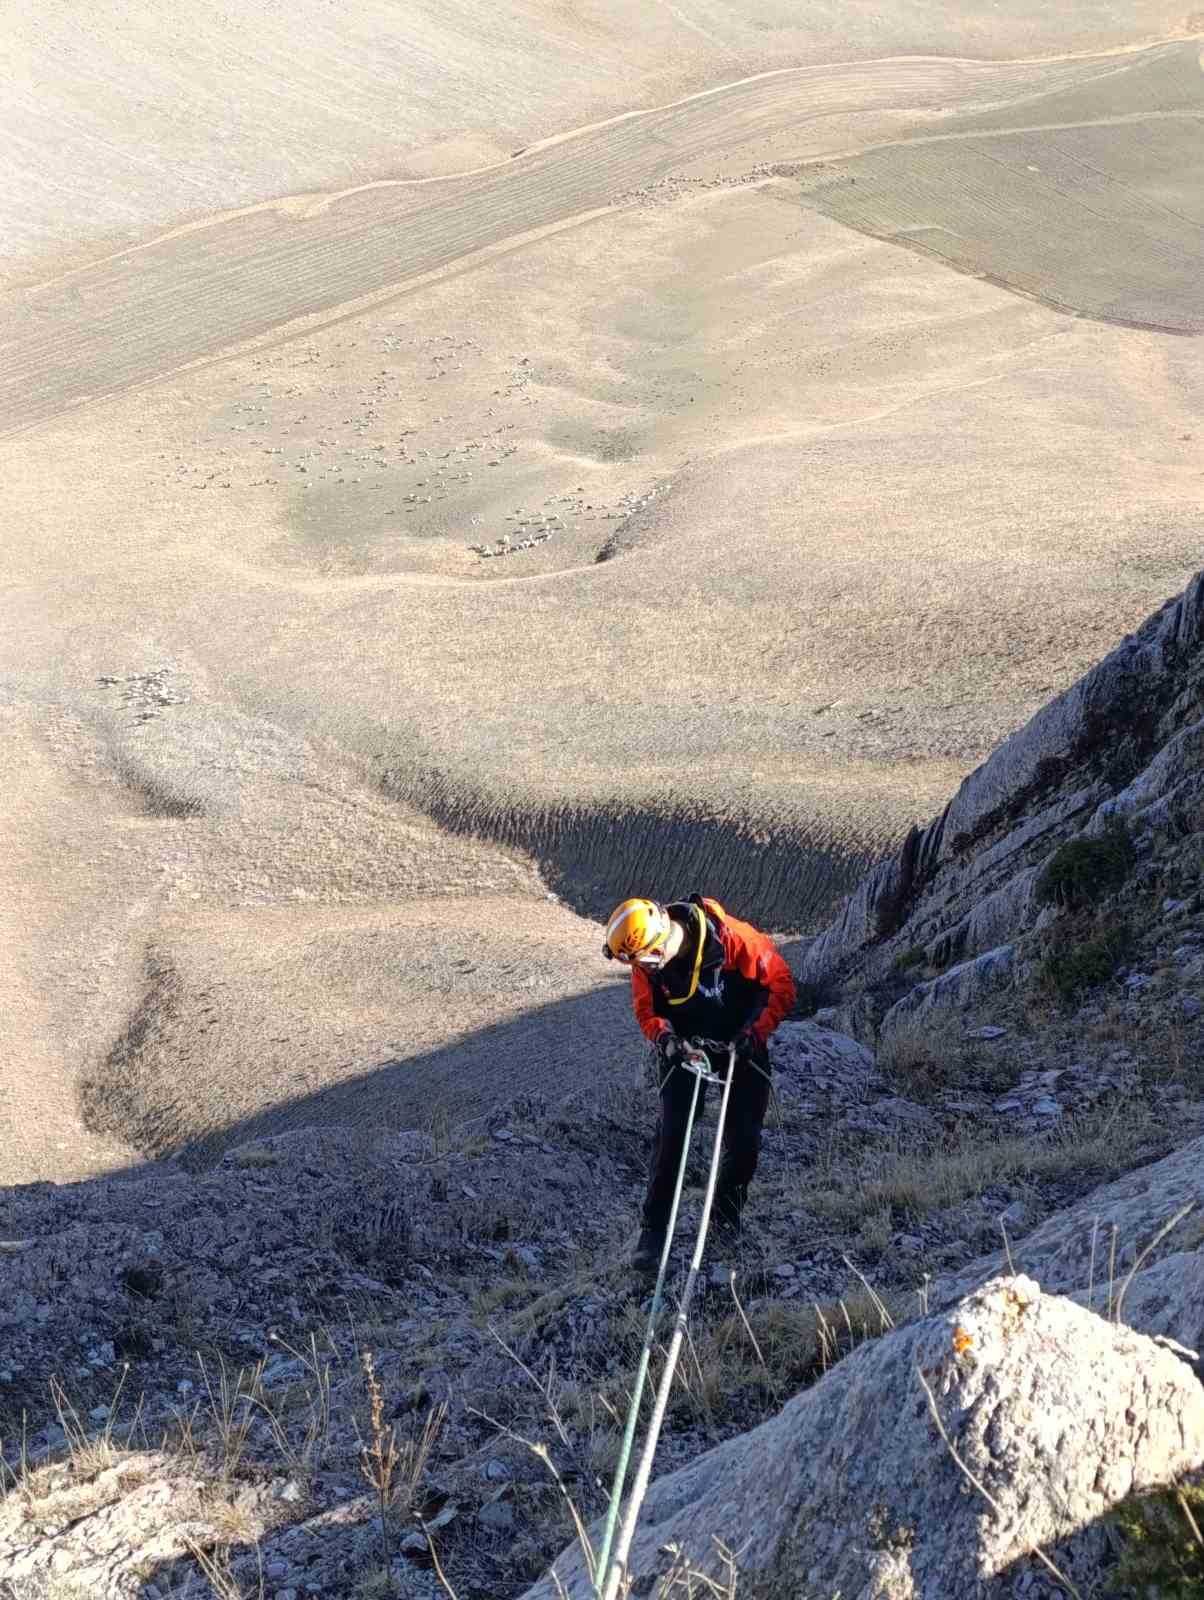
[3, 5, 1202, 1183]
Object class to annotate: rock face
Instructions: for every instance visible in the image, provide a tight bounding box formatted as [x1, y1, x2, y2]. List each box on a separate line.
[0, 1454, 211, 1595]
[801, 571, 1204, 990]
[1091, 1252, 1204, 1381]
[936, 1133, 1204, 1347]
[771, 1019, 882, 1103]
[882, 942, 1016, 1026]
[523, 1277, 1204, 1600]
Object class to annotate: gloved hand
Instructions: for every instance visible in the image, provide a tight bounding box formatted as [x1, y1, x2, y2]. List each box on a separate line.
[656, 1031, 686, 1068]
[733, 1027, 760, 1061]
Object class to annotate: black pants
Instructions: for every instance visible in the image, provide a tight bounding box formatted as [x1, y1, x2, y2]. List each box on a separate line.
[642, 1041, 771, 1232]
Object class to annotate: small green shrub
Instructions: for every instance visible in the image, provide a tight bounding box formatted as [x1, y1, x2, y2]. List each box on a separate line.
[1038, 915, 1132, 1001]
[1108, 1481, 1204, 1597]
[1035, 824, 1134, 911]
[891, 944, 926, 975]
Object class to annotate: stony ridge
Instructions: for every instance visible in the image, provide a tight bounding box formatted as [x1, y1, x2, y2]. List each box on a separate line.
[802, 571, 1204, 995]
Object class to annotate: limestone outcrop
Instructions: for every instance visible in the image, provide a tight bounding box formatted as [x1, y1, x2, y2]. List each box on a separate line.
[523, 1277, 1204, 1600]
[935, 1133, 1204, 1348]
[801, 572, 1204, 992]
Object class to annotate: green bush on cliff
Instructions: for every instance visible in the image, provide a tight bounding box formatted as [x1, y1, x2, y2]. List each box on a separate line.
[1038, 914, 1132, 1002]
[891, 943, 927, 975]
[1035, 823, 1135, 911]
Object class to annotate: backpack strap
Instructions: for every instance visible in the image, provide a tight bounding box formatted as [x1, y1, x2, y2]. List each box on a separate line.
[666, 902, 708, 1006]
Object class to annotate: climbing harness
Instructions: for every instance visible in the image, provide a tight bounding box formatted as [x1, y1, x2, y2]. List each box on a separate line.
[595, 1040, 737, 1600]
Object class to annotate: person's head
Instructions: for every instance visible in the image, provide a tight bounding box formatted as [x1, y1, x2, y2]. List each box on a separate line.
[602, 898, 674, 971]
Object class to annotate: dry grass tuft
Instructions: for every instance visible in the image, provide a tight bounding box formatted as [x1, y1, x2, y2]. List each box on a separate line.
[205, 1490, 262, 1547]
[653, 1538, 744, 1598]
[355, 1349, 447, 1576]
[196, 1354, 264, 1481]
[876, 1006, 1011, 1100]
[183, 1534, 267, 1600]
[595, 1279, 898, 1442]
[804, 1096, 1158, 1231]
[876, 1011, 954, 1096]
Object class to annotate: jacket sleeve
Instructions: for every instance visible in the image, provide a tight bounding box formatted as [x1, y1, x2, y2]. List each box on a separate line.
[715, 910, 796, 1043]
[631, 968, 669, 1042]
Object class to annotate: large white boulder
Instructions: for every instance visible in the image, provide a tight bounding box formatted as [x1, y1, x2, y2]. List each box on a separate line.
[522, 1276, 1204, 1600]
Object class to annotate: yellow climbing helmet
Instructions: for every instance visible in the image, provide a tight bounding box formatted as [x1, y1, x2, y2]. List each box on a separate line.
[603, 898, 672, 966]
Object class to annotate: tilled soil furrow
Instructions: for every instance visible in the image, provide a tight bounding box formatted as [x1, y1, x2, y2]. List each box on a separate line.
[2, 47, 1175, 434]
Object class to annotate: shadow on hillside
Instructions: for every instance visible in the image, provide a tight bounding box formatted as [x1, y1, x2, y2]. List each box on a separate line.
[384, 758, 886, 932]
[178, 976, 633, 1168]
[1, 932, 825, 1575]
[167, 933, 816, 1170]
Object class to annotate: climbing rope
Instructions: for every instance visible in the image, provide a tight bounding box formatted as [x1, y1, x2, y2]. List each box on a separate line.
[595, 1041, 737, 1600]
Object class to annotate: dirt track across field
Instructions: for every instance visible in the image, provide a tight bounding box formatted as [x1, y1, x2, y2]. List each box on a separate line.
[5, 43, 1202, 436]
[7, 0, 1189, 283]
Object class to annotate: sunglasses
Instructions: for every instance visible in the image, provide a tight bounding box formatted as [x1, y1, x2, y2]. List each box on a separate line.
[604, 944, 669, 969]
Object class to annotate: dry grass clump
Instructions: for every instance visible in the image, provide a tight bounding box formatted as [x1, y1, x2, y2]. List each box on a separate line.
[126, 1334, 337, 1493]
[204, 1489, 263, 1547]
[807, 1097, 1157, 1231]
[1, 1366, 145, 1522]
[182, 1535, 267, 1600]
[471, 1277, 539, 1323]
[193, 1355, 265, 1482]
[1080, 1002, 1202, 1090]
[508, 1280, 580, 1337]
[592, 1278, 898, 1443]
[652, 1538, 743, 1598]
[875, 1007, 1009, 1100]
[856, 1207, 894, 1257]
[876, 1010, 958, 1098]
[695, 1283, 897, 1410]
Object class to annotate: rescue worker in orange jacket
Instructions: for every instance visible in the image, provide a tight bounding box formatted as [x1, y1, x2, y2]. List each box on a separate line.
[603, 894, 796, 1273]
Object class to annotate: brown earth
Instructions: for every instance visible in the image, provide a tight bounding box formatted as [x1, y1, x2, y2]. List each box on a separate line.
[6, 2, 1193, 284]
[2, 15, 1202, 1184]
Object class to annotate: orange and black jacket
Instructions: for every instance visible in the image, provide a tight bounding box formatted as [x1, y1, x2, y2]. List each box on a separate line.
[630, 894, 796, 1047]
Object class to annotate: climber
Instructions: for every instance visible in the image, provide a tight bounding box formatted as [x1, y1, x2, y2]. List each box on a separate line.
[602, 894, 796, 1273]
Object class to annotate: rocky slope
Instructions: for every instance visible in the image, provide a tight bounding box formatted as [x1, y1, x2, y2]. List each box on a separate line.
[4, 573, 1204, 1598]
[525, 1273, 1204, 1600]
[801, 571, 1204, 1008]
[3, 1068, 1201, 1598]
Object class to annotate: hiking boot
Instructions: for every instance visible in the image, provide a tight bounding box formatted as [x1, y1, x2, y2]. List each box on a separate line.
[630, 1224, 667, 1275]
[710, 1206, 743, 1255]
